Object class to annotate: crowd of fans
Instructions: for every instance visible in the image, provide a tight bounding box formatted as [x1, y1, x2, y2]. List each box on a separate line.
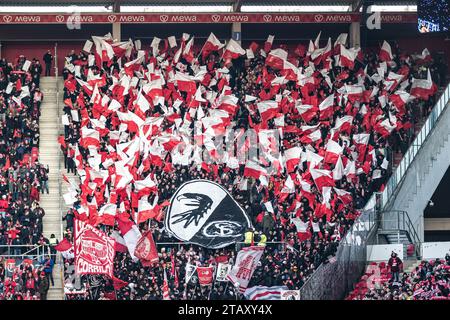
[0, 55, 52, 300]
[58, 32, 445, 300]
[347, 253, 450, 300]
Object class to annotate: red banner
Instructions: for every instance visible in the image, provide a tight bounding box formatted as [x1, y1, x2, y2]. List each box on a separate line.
[197, 266, 214, 286]
[133, 230, 159, 265]
[0, 12, 415, 24]
[74, 219, 115, 277]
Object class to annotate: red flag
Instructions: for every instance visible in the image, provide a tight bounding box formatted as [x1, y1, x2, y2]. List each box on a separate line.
[112, 276, 128, 290]
[134, 230, 159, 264]
[197, 266, 214, 286]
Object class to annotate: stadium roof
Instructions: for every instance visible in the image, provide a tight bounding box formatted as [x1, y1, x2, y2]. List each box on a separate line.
[0, 0, 417, 8]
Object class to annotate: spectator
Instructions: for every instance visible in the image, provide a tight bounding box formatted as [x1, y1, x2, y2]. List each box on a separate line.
[43, 50, 53, 77]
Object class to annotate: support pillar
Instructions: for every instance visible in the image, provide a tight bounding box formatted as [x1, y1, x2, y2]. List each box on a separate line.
[112, 23, 121, 42]
[349, 22, 361, 48]
[231, 22, 242, 44]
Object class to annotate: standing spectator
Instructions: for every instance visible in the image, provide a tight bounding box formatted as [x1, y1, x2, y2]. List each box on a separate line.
[42, 255, 54, 287]
[388, 251, 403, 283]
[37, 271, 49, 300]
[43, 50, 53, 76]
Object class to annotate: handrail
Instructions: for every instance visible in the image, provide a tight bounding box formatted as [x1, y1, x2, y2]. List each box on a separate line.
[381, 83, 450, 208]
[379, 210, 421, 257]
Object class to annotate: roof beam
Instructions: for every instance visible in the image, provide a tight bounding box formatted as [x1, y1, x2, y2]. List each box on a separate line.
[233, 0, 242, 12]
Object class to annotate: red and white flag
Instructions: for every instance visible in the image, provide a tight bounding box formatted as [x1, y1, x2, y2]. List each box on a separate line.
[243, 161, 267, 179]
[264, 35, 275, 52]
[222, 39, 245, 60]
[54, 238, 74, 259]
[74, 219, 115, 277]
[339, 45, 358, 69]
[284, 147, 302, 173]
[134, 230, 159, 264]
[227, 246, 265, 293]
[174, 73, 197, 94]
[319, 94, 335, 119]
[390, 91, 411, 109]
[117, 218, 142, 261]
[98, 203, 117, 226]
[265, 48, 288, 70]
[257, 100, 279, 122]
[80, 127, 100, 148]
[310, 168, 335, 191]
[296, 104, 317, 123]
[379, 40, 393, 61]
[163, 269, 171, 300]
[202, 32, 225, 59]
[324, 140, 343, 164]
[410, 69, 437, 100]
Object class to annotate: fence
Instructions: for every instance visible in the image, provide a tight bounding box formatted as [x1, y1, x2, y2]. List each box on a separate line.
[298, 196, 378, 300]
[381, 83, 450, 208]
[0, 244, 51, 261]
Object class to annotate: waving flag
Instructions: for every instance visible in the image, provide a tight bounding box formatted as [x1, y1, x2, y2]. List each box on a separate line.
[284, 147, 302, 173]
[339, 45, 358, 69]
[324, 140, 343, 164]
[163, 269, 171, 300]
[54, 238, 74, 259]
[265, 48, 288, 70]
[410, 69, 437, 100]
[310, 168, 335, 191]
[244, 160, 268, 179]
[134, 230, 159, 265]
[117, 218, 142, 261]
[379, 40, 393, 62]
[223, 39, 245, 60]
[257, 100, 279, 122]
[202, 33, 225, 59]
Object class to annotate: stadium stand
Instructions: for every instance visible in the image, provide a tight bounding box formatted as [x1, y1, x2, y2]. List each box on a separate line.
[55, 32, 441, 300]
[346, 254, 450, 300]
[0, 0, 449, 303]
[0, 56, 56, 300]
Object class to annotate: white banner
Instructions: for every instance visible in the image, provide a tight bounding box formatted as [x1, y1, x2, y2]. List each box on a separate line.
[227, 246, 264, 293]
[215, 262, 231, 282]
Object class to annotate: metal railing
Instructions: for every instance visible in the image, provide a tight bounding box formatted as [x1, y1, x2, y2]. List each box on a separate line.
[298, 196, 379, 300]
[0, 244, 50, 260]
[381, 83, 450, 207]
[379, 210, 422, 257]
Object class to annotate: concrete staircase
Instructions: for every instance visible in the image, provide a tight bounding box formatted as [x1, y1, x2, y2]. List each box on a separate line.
[38, 76, 64, 300]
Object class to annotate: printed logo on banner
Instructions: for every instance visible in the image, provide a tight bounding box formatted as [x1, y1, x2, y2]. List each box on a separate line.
[263, 14, 272, 22]
[281, 289, 301, 300]
[211, 14, 221, 23]
[74, 220, 115, 277]
[108, 15, 117, 23]
[165, 180, 252, 249]
[56, 15, 65, 23]
[160, 15, 169, 22]
[3, 15, 12, 23]
[314, 14, 324, 22]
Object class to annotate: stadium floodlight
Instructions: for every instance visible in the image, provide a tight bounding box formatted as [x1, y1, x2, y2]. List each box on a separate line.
[240, 5, 351, 12]
[368, 5, 417, 12]
[0, 6, 112, 13]
[121, 5, 234, 13]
